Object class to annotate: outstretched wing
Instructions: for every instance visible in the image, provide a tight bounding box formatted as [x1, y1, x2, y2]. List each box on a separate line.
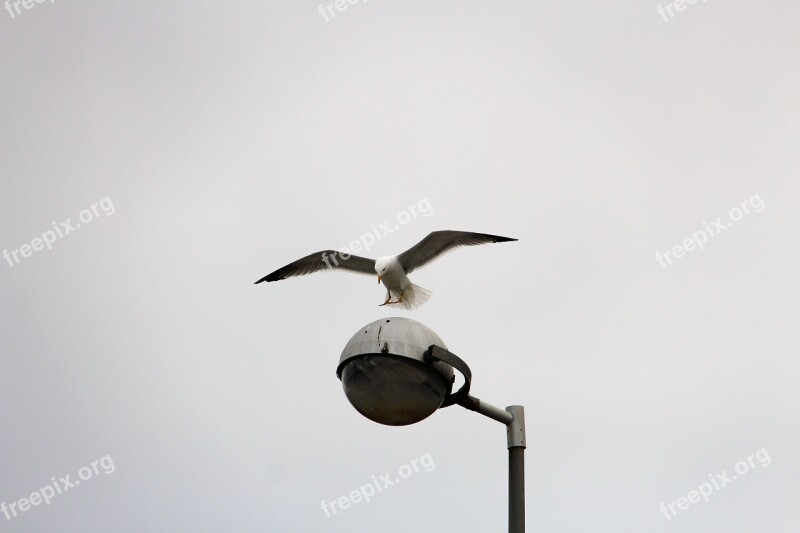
[397, 231, 517, 274]
[255, 250, 376, 283]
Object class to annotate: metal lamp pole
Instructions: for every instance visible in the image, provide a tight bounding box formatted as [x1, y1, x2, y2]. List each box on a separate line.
[427, 346, 527, 533]
[337, 319, 527, 532]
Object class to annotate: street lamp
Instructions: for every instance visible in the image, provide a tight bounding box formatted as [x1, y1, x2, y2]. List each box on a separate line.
[336, 317, 527, 533]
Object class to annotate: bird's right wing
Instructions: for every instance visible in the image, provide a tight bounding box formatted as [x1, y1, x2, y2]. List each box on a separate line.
[255, 251, 375, 283]
[397, 230, 517, 274]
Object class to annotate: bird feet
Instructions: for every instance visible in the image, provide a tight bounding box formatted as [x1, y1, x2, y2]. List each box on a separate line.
[379, 291, 404, 306]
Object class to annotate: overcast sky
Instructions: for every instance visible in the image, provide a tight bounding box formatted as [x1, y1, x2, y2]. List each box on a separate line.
[1, 1, 799, 532]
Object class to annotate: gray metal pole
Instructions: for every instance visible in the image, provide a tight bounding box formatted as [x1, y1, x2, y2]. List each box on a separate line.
[506, 405, 525, 533]
[458, 397, 526, 532]
[507, 405, 526, 533]
[509, 447, 525, 532]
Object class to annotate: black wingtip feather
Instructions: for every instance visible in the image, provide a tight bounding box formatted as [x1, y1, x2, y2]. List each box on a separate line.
[254, 275, 282, 284]
[472, 232, 517, 243]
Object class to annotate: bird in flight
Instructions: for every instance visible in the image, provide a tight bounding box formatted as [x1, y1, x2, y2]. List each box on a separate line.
[255, 230, 517, 309]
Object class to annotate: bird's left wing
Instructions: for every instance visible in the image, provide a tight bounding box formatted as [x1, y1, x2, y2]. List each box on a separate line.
[397, 231, 517, 274]
[255, 250, 375, 283]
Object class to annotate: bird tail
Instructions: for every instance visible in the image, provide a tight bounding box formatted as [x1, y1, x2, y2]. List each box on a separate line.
[398, 283, 432, 310]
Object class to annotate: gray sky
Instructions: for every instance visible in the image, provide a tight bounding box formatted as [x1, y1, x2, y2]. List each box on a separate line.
[1, 1, 799, 531]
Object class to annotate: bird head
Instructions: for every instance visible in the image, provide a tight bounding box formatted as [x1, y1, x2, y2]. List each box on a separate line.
[375, 259, 389, 284]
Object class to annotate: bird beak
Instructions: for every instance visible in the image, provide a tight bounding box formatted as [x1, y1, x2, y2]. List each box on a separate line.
[378, 275, 382, 284]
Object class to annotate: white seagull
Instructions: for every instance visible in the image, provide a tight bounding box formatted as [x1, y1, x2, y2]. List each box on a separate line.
[255, 230, 517, 309]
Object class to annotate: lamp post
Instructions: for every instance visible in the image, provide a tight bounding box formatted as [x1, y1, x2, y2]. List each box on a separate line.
[336, 317, 526, 533]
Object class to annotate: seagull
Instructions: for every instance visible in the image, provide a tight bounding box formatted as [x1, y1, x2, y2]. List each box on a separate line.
[255, 230, 517, 309]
